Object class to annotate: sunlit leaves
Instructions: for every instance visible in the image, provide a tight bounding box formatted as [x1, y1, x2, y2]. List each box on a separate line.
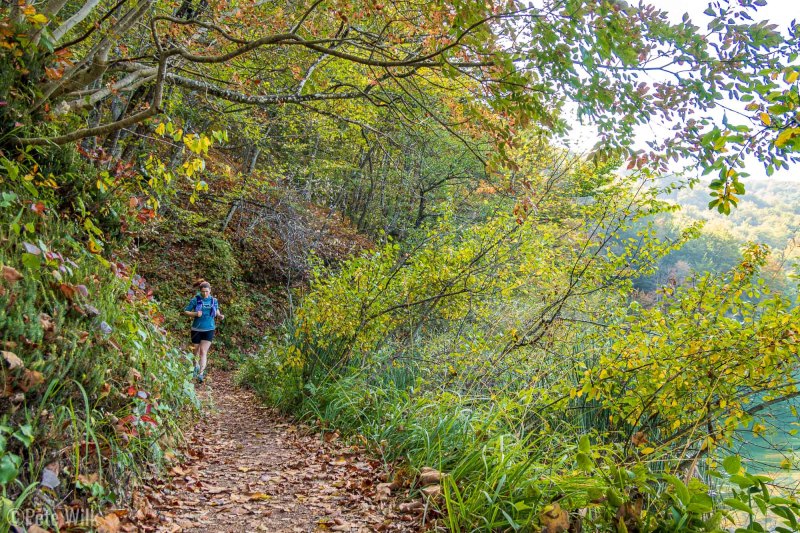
[581, 243, 800, 453]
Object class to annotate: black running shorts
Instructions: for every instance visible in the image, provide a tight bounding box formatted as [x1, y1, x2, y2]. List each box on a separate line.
[190, 330, 215, 344]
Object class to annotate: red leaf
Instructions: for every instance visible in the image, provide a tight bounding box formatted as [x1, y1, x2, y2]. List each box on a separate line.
[59, 283, 76, 300]
[30, 202, 46, 215]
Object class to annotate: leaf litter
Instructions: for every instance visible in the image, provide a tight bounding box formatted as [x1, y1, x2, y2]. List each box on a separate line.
[129, 371, 424, 532]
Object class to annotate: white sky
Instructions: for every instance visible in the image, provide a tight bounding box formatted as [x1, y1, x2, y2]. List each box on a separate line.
[564, 0, 800, 182]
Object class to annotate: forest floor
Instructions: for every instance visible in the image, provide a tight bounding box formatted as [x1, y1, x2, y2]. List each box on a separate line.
[130, 371, 424, 533]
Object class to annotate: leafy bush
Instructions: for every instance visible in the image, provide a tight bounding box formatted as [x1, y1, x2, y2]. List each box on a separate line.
[239, 160, 800, 531]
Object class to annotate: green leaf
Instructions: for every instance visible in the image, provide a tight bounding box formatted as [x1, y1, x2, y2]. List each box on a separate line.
[663, 474, 690, 505]
[12, 424, 33, 448]
[688, 493, 714, 514]
[576, 452, 594, 472]
[21, 252, 41, 270]
[724, 497, 753, 514]
[0, 454, 21, 484]
[729, 474, 755, 488]
[722, 455, 742, 475]
[513, 501, 532, 511]
[578, 434, 591, 453]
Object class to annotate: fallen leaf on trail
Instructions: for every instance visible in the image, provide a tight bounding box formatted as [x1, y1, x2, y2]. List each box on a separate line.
[2, 350, 23, 369]
[95, 512, 121, 533]
[398, 501, 424, 513]
[418, 467, 442, 486]
[420, 484, 441, 499]
[19, 369, 44, 392]
[376, 483, 393, 500]
[2, 265, 23, 283]
[248, 492, 271, 501]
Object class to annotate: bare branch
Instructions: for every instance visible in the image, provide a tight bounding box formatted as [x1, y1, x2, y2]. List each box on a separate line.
[51, 0, 103, 44]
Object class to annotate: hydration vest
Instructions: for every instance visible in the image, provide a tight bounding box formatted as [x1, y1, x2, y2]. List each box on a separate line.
[194, 294, 218, 318]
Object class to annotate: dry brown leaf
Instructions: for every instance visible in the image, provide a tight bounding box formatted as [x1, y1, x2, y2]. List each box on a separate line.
[28, 525, 49, 533]
[248, 492, 271, 501]
[398, 500, 424, 513]
[1, 265, 23, 284]
[59, 283, 76, 300]
[77, 472, 100, 485]
[376, 483, 393, 501]
[19, 369, 44, 392]
[420, 484, 441, 499]
[540, 502, 570, 533]
[418, 467, 442, 486]
[39, 313, 55, 332]
[95, 512, 121, 533]
[2, 350, 23, 370]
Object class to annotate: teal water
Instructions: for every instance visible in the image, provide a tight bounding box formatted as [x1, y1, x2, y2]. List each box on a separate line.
[733, 401, 800, 491]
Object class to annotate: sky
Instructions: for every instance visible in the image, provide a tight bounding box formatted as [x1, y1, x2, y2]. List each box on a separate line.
[564, 0, 800, 182]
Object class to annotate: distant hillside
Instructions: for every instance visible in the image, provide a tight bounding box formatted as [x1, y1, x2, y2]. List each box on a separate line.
[628, 180, 799, 300]
[667, 180, 800, 255]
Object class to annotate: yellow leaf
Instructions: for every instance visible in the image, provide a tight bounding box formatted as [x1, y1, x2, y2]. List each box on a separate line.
[785, 70, 799, 84]
[759, 113, 771, 126]
[775, 127, 797, 148]
[27, 13, 48, 24]
[641, 447, 655, 455]
[155, 123, 165, 136]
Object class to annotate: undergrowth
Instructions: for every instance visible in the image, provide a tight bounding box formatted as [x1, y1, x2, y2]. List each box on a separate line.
[0, 151, 198, 531]
[238, 168, 800, 531]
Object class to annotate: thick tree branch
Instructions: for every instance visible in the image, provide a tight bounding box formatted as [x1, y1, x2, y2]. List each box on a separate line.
[164, 73, 364, 105]
[15, 55, 167, 146]
[51, 0, 103, 43]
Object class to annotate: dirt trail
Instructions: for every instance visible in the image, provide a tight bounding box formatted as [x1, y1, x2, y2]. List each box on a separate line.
[140, 372, 422, 533]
